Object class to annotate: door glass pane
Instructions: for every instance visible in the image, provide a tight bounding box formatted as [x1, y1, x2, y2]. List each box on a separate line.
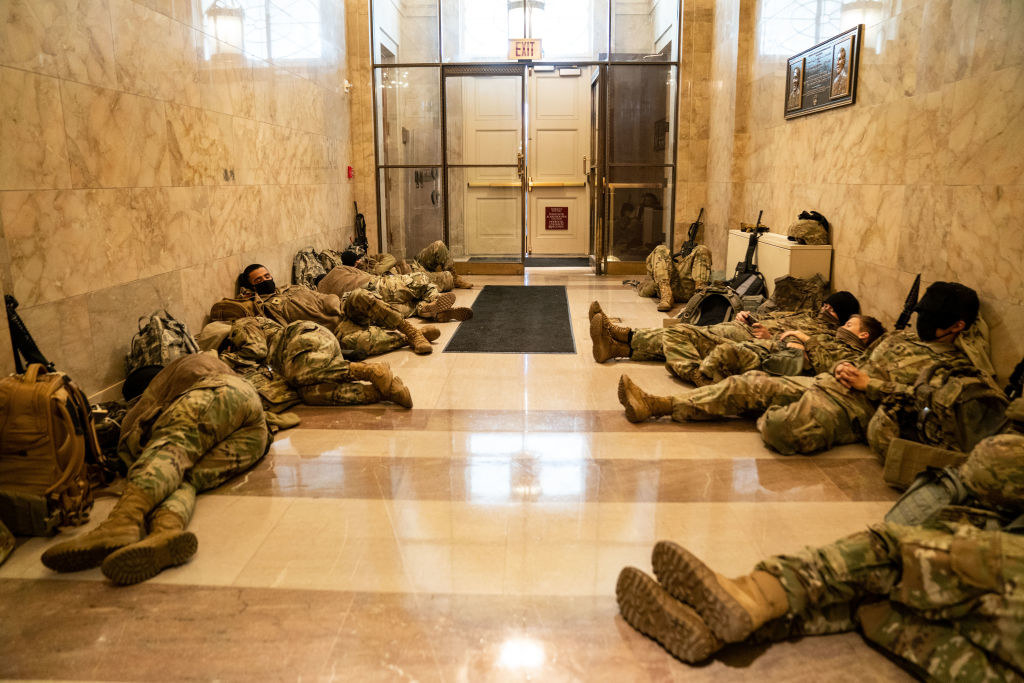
[376, 67, 441, 165]
[530, 0, 609, 61]
[448, 167, 523, 261]
[442, 0, 524, 62]
[606, 167, 671, 262]
[373, 0, 439, 63]
[445, 75, 523, 165]
[608, 64, 676, 164]
[611, 0, 677, 61]
[379, 168, 444, 260]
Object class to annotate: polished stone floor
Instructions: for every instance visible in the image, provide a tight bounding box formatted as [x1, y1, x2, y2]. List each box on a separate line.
[0, 270, 910, 681]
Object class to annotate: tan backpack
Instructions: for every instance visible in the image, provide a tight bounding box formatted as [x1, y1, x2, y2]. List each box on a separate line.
[0, 364, 101, 535]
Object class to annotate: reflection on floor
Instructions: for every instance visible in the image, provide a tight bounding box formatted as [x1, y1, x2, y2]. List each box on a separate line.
[0, 270, 911, 680]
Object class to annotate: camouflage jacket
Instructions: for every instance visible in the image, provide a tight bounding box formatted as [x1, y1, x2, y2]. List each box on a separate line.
[857, 331, 976, 403]
[210, 285, 344, 328]
[802, 328, 866, 374]
[757, 309, 839, 336]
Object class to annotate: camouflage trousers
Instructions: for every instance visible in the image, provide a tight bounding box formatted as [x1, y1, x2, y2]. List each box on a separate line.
[637, 245, 713, 302]
[414, 240, 455, 272]
[369, 272, 441, 318]
[629, 322, 756, 379]
[273, 321, 381, 406]
[123, 375, 269, 526]
[668, 370, 875, 455]
[335, 289, 407, 360]
[699, 339, 776, 382]
[752, 522, 1024, 681]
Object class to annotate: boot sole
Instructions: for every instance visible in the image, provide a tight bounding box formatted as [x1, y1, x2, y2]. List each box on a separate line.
[617, 375, 650, 423]
[652, 540, 753, 643]
[435, 307, 473, 322]
[102, 532, 198, 586]
[420, 293, 456, 316]
[41, 542, 127, 573]
[616, 567, 721, 663]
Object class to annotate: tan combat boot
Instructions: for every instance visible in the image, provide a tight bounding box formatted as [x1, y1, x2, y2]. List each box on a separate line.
[618, 375, 672, 423]
[657, 281, 674, 312]
[397, 319, 433, 354]
[652, 540, 789, 643]
[452, 273, 474, 289]
[348, 362, 413, 408]
[436, 307, 473, 322]
[590, 314, 630, 363]
[101, 508, 198, 585]
[41, 484, 153, 572]
[418, 293, 456, 317]
[616, 567, 724, 663]
[420, 325, 441, 342]
[588, 300, 604, 321]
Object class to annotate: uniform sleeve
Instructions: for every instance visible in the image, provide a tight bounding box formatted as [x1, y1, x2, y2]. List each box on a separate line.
[804, 336, 862, 375]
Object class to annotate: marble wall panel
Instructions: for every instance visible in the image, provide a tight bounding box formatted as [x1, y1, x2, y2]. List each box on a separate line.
[165, 103, 237, 186]
[199, 54, 257, 119]
[61, 81, 171, 189]
[0, 68, 71, 192]
[0, 0, 117, 89]
[946, 65, 1024, 186]
[16, 295, 97, 390]
[946, 184, 1024, 306]
[177, 254, 244, 337]
[0, 277, 15, 377]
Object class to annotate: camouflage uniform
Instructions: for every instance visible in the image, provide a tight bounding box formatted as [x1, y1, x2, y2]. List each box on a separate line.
[629, 309, 840, 381]
[666, 331, 973, 455]
[360, 253, 455, 292]
[367, 272, 442, 318]
[750, 521, 1024, 681]
[698, 328, 866, 383]
[116, 359, 269, 528]
[636, 244, 713, 303]
[221, 317, 381, 407]
[412, 240, 456, 272]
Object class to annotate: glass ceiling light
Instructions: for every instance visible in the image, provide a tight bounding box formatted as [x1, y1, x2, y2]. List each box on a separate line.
[206, 0, 245, 56]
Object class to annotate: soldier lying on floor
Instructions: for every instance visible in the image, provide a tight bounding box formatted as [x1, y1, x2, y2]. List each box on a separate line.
[211, 264, 438, 355]
[590, 291, 861, 386]
[347, 240, 474, 291]
[315, 264, 472, 322]
[617, 282, 995, 456]
[40, 353, 275, 585]
[205, 316, 413, 409]
[615, 405, 1024, 680]
[634, 243, 713, 311]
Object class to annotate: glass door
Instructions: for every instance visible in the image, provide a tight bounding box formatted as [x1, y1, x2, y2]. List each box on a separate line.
[444, 66, 526, 263]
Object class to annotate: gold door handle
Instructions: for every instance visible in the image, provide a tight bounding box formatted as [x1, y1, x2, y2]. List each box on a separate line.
[528, 180, 586, 189]
[467, 182, 522, 187]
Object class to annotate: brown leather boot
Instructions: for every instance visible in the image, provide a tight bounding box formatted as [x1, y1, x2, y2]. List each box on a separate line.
[588, 300, 604, 321]
[348, 362, 413, 408]
[41, 484, 153, 572]
[617, 375, 672, 423]
[397, 319, 432, 354]
[602, 314, 631, 342]
[657, 281, 674, 312]
[420, 325, 441, 342]
[417, 293, 456, 317]
[616, 567, 723, 663]
[101, 508, 197, 585]
[452, 274, 473, 289]
[436, 307, 473, 322]
[590, 314, 630, 363]
[652, 540, 789, 643]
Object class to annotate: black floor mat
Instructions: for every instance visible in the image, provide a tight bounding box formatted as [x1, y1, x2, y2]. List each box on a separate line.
[524, 257, 590, 267]
[443, 285, 576, 354]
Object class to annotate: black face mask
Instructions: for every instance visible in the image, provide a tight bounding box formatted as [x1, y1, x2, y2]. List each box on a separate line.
[253, 279, 276, 296]
[915, 310, 944, 341]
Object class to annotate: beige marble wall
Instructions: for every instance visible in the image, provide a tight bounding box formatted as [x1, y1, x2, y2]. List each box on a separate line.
[346, 1, 380, 253]
[690, 0, 1024, 379]
[0, 0, 357, 396]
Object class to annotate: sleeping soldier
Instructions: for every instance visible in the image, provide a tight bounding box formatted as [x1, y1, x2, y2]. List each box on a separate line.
[348, 241, 474, 291]
[316, 264, 472, 322]
[590, 291, 861, 385]
[635, 243, 713, 311]
[40, 354, 272, 585]
[212, 264, 437, 355]
[617, 282, 988, 456]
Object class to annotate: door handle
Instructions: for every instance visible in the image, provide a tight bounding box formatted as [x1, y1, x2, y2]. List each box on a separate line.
[516, 152, 524, 179]
[528, 180, 586, 189]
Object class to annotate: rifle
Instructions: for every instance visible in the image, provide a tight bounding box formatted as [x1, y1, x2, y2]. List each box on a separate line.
[895, 273, 921, 331]
[4, 294, 56, 374]
[728, 210, 768, 298]
[674, 207, 705, 260]
[353, 202, 368, 252]
[1006, 357, 1024, 401]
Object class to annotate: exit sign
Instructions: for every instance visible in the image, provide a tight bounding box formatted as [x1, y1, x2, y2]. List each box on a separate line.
[509, 39, 541, 60]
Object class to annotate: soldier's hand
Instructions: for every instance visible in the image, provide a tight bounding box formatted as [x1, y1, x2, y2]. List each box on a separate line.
[736, 311, 751, 324]
[779, 330, 809, 343]
[835, 363, 869, 391]
[751, 323, 771, 339]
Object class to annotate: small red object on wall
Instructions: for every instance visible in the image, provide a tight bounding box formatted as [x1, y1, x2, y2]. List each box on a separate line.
[545, 206, 568, 230]
[347, 166, 354, 179]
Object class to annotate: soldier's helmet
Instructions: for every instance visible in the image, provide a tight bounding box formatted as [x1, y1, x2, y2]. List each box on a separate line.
[959, 431, 1024, 511]
[786, 210, 830, 245]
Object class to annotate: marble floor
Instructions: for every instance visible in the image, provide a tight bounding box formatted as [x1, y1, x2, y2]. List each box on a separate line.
[0, 270, 910, 681]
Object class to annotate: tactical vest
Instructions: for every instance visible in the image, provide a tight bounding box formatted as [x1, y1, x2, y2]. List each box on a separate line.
[675, 283, 745, 326]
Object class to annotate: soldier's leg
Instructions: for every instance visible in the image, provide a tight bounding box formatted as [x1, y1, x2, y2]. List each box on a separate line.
[663, 324, 738, 380]
[671, 372, 812, 422]
[416, 240, 455, 271]
[699, 341, 771, 382]
[423, 270, 454, 291]
[337, 322, 408, 359]
[629, 327, 669, 361]
[276, 322, 352, 387]
[646, 245, 676, 310]
[299, 382, 382, 406]
[342, 289, 432, 353]
[705, 320, 755, 342]
[679, 245, 712, 287]
[757, 387, 869, 455]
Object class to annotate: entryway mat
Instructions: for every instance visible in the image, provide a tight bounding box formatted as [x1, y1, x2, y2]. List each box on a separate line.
[524, 257, 590, 267]
[443, 285, 576, 354]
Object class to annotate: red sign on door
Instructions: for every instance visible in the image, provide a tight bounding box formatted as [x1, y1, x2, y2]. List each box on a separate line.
[545, 206, 568, 230]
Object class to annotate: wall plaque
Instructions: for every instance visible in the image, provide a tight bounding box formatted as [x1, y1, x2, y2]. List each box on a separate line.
[545, 206, 568, 230]
[784, 26, 861, 120]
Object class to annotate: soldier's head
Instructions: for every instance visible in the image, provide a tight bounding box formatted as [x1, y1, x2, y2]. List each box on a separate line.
[238, 264, 276, 296]
[821, 291, 860, 324]
[914, 281, 979, 342]
[842, 314, 885, 346]
[341, 250, 359, 267]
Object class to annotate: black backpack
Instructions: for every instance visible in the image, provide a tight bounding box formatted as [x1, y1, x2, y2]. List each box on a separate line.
[675, 284, 745, 326]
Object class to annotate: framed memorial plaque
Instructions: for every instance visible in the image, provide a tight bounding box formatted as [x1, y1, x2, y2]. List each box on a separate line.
[784, 25, 861, 120]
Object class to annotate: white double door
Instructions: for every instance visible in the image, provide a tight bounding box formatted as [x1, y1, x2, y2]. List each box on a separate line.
[462, 68, 591, 257]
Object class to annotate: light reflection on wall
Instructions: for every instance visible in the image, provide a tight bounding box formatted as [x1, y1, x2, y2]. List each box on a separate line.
[203, 0, 324, 62]
[758, 0, 843, 57]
